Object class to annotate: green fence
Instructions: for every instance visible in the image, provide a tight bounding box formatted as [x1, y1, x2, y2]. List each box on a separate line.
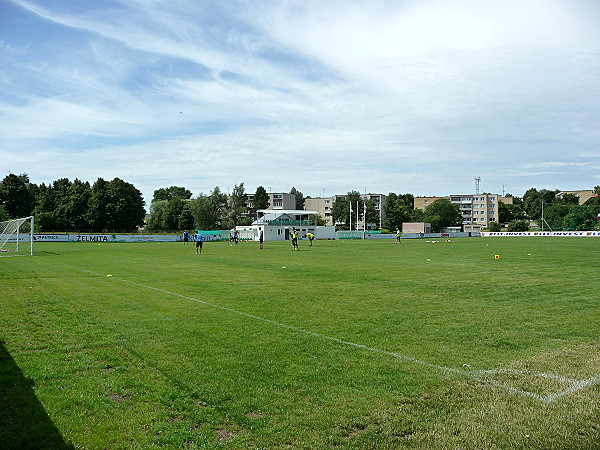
[336, 231, 364, 240]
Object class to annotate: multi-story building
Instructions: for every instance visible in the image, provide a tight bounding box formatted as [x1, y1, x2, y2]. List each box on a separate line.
[245, 192, 296, 216]
[556, 190, 597, 205]
[413, 196, 449, 210]
[304, 197, 334, 226]
[414, 194, 512, 229]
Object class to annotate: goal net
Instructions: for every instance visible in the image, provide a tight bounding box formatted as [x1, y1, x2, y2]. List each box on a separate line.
[0, 216, 34, 256]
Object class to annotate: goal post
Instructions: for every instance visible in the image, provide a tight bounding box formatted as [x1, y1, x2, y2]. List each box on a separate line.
[0, 216, 34, 256]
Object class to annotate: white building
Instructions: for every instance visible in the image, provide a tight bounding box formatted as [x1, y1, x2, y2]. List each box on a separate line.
[236, 210, 336, 241]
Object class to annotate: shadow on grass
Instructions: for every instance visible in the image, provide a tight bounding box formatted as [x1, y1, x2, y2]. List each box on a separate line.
[0, 340, 73, 449]
[38, 250, 61, 255]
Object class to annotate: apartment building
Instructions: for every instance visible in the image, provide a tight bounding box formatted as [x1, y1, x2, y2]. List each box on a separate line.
[556, 190, 597, 205]
[244, 192, 296, 218]
[304, 197, 334, 226]
[414, 194, 512, 228]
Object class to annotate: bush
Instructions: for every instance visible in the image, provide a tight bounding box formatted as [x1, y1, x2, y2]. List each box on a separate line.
[486, 221, 502, 232]
[507, 220, 529, 232]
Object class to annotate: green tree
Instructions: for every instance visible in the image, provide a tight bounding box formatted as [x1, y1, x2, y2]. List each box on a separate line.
[541, 204, 571, 230]
[308, 214, 326, 226]
[65, 179, 92, 230]
[410, 207, 425, 222]
[507, 220, 529, 232]
[290, 187, 305, 210]
[226, 183, 247, 228]
[331, 191, 361, 230]
[254, 186, 270, 211]
[31, 182, 59, 232]
[384, 193, 414, 231]
[33, 183, 55, 214]
[423, 198, 462, 232]
[190, 187, 228, 230]
[87, 178, 110, 232]
[148, 187, 196, 232]
[583, 192, 600, 207]
[562, 206, 599, 231]
[162, 197, 186, 231]
[498, 201, 526, 223]
[146, 200, 168, 232]
[523, 188, 559, 220]
[363, 199, 379, 229]
[152, 186, 192, 202]
[556, 193, 579, 205]
[486, 221, 502, 232]
[179, 203, 195, 230]
[104, 178, 146, 231]
[49, 178, 73, 230]
[0, 173, 35, 218]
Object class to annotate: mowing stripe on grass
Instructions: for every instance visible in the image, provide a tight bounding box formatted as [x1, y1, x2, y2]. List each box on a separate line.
[11, 340, 126, 356]
[80, 269, 599, 404]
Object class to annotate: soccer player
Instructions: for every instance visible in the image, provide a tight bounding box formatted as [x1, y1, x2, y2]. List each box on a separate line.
[195, 233, 203, 255]
[259, 229, 264, 249]
[395, 229, 402, 244]
[291, 227, 299, 251]
[183, 230, 189, 244]
[307, 232, 315, 247]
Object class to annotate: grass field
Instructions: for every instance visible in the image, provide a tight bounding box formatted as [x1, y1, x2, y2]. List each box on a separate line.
[1, 237, 599, 448]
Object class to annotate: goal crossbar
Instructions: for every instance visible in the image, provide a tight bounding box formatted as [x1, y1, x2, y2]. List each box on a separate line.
[0, 216, 34, 256]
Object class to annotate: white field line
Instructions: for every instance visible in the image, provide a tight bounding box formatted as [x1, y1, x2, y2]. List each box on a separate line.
[544, 373, 600, 403]
[82, 270, 599, 404]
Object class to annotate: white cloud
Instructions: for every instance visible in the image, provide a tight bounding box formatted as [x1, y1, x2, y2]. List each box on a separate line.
[2, 0, 599, 201]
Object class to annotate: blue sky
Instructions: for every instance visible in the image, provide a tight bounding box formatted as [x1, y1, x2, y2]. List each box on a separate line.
[1, 0, 599, 205]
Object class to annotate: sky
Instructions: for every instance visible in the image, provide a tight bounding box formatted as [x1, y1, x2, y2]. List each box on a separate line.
[1, 0, 599, 206]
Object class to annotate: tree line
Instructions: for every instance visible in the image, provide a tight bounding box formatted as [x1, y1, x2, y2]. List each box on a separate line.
[2, 172, 598, 232]
[146, 184, 308, 232]
[497, 187, 600, 232]
[0, 174, 145, 232]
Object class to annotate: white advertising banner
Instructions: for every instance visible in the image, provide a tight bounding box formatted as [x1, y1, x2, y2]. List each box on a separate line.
[481, 231, 600, 237]
[33, 234, 69, 242]
[70, 234, 179, 242]
[30, 234, 179, 242]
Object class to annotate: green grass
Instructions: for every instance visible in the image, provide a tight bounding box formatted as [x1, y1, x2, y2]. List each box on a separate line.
[1, 237, 599, 448]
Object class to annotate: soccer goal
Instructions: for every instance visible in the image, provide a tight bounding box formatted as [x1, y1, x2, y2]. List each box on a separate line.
[0, 216, 34, 256]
